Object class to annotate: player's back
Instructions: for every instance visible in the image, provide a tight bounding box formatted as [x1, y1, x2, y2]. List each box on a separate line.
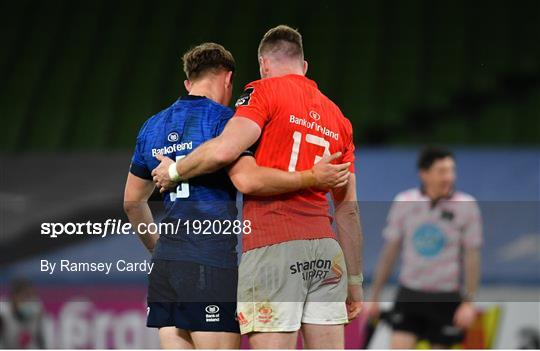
[234, 74, 356, 251]
[130, 96, 238, 268]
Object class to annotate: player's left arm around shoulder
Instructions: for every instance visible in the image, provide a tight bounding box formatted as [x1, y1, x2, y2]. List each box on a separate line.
[228, 152, 351, 196]
[227, 157, 318, 196]
[227, 156, 306, 196]
[332, 173, 364, 318]
[331, 173, 363, 277]
[123, 173, 157, 253]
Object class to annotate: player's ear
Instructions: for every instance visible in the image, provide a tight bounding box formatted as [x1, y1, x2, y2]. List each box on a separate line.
[184, 79, 191, 93]
[259, 56, 268, 78]
[225, 71, 233, 87]
[303, 60, 308, 75]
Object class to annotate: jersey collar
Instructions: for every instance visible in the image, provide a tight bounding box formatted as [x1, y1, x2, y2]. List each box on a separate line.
[284, 74, 318, 89]
[180, 95, 207, 100]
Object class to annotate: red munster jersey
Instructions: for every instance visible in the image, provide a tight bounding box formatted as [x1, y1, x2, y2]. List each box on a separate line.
[234, 74, 355, 252]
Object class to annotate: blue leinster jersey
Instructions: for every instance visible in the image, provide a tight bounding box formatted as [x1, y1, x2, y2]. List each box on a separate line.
[129, 96, 238, 268]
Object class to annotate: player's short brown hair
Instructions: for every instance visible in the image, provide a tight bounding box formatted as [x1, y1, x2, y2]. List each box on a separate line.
[258, 25, 304, 60]
[182, 42, 235, 81]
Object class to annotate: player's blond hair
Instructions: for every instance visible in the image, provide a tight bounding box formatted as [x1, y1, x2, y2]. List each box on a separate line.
[182, 42, 235, 81]
[258, 25, 304, 61]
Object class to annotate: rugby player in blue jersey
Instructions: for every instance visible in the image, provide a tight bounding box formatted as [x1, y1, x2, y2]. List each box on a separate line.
[123, 43, 350, 349]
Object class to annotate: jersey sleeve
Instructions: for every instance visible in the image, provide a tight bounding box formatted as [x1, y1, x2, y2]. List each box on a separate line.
[382, 194, 407, 242]
[233, 81, 272, 129]
[341, 119, 355, 172]
[462, 199, 483, 248]
[129, 123, 152, 180]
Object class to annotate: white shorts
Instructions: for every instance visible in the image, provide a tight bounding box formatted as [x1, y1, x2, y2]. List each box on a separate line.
[237, 238, 348, 334]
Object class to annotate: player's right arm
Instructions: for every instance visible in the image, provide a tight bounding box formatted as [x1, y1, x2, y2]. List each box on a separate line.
[331, 173, 364, 320]
[228, 152, 350, 196]
[123, 173, 157, 253]
[124, 127, 158, 253]
[152, 117, 261, 192]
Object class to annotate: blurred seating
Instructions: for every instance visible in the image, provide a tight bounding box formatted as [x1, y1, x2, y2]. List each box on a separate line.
[0, 0, 538, 150]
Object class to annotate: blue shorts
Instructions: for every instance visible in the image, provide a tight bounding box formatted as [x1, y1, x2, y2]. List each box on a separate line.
[147, 259, 239, 333]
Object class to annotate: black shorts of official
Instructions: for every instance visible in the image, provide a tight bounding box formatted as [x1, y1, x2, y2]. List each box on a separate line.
[388, 286, 464, 346]
[147, 259, 240, 333]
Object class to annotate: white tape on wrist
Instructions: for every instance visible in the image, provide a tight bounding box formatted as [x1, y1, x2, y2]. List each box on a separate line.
[168, 162, 181, 182]
[348, 273, 364, 286]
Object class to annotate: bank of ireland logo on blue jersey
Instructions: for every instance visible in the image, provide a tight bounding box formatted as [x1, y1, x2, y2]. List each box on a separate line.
[167, 131, 179, 142]
[412, 223, 446, 257]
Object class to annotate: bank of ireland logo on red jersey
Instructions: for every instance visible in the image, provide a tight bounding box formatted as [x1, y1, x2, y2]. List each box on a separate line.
[309, 110, 320, 121]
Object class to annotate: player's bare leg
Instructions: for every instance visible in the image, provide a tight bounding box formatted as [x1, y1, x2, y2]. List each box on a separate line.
[249, 331, 299, 349]
[190, 331, 240, 349]
[390, 331, 417, 349]
[159, 327, 194, 349]
[301, 323, 345, 349]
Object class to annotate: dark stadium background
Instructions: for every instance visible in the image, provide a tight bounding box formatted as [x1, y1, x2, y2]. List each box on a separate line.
[1, 0, 539, 149]
[0, 0, 538, 348]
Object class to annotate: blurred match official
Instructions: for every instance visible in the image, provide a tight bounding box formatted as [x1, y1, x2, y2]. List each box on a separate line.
[367, 146, 482, 349]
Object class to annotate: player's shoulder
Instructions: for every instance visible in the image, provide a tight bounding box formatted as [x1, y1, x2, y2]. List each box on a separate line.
[235, 78, 276, 108]
[325, 95, 350, 124]
[241, 77, 276, 94]
[243, 77, 263, 88]
[317, 87, 341, 110]
[208, 100, 234, 120]
[242, 75, 299, 90]
[394, 188, 422, 202]
[314, 86, 351, 125]
[175, 96, 233, 121]
[138, 98, 232, 136]
[205, 103, 234, 136]
[135, 101, 177, 139]
[137, 105, 172, 139]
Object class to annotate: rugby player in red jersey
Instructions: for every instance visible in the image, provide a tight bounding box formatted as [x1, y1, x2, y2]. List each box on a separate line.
[152, 25, 364, 349]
